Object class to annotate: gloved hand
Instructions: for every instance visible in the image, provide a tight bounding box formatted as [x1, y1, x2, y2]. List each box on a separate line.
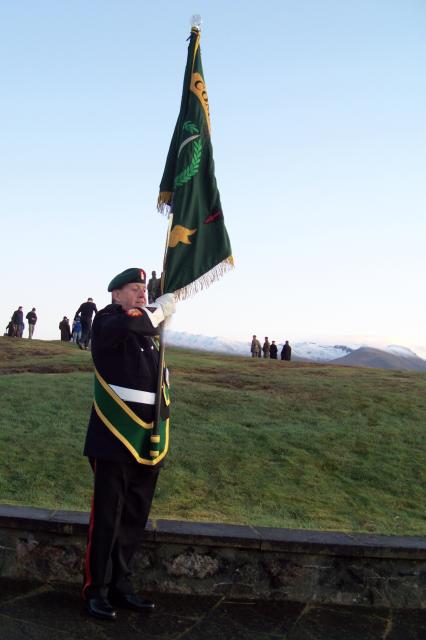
[155, 293, 176, 320]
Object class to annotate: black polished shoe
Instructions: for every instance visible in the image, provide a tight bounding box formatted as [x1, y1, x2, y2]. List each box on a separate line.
[110, 592, 155, 612]
[85, 597, 117, 621]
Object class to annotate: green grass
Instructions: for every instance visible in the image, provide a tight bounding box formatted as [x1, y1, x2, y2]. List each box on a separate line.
[0, 336, 425, 535]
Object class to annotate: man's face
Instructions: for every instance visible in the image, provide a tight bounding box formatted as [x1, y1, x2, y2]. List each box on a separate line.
[113, 283, 147, 311]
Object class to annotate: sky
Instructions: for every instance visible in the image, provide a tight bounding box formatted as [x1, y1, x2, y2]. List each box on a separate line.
[1, 1, 425, 354]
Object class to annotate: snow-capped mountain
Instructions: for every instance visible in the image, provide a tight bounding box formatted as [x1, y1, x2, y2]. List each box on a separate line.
[165, 331, 248, 356]
[384, 345, 420, 359]
[291, 342, 353, 362]
[164, 330, 426, 371]
[332, 347, 426, 372]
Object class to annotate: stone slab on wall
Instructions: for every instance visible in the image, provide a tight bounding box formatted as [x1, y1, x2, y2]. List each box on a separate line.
[0, 504, 424, 608]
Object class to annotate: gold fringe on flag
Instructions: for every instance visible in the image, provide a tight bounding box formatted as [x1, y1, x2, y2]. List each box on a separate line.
[173, 256, 234, 301]
[157, 191, 173, 214]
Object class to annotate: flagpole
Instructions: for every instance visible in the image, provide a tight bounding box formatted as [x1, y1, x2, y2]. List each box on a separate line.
[153, 212, 174, 438]
[153, 326, 165, 438]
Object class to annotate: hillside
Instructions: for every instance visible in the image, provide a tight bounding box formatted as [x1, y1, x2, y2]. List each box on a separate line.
[332, 346, 426, 372]
[0, 337, 425, 535]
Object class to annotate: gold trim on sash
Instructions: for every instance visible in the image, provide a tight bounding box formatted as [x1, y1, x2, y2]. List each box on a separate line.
[93, 399, 170, 466]
[95, 369, 152, 429]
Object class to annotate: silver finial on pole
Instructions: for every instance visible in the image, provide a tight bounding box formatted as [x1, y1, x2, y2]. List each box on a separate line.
[191, 14, 202, 30]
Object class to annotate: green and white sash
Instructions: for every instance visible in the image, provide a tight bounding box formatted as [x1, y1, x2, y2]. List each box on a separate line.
[93, 368, 170, 465]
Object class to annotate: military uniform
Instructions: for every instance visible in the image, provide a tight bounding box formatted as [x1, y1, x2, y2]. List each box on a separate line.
[262, 339, 270, 358]
[250, 337, 261, 357]
[83, 284, 172, 604]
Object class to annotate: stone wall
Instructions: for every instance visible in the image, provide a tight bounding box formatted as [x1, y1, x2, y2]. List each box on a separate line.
[0, 505, 424, 608]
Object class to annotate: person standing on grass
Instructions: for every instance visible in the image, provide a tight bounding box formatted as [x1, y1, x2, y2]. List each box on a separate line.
[281, 340, 292, 361]
[262, 337, 271, 358]
[72, 316, 82, 343]
[81, 267, 176, 621]
[147, 270, 161, 303]
[75, 297, 98, 350]
[250, 334, 261, 357]
[59, 316, 71, 341]
[11, 306, 23, 337]
[26, 308, 37, 339]
[269, 341, 278, 359]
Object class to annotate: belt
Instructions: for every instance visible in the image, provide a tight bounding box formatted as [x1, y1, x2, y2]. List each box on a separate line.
[109, 384, 156, 405]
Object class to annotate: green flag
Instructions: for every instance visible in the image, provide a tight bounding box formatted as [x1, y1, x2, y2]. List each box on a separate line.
[158, 27, 234, 299]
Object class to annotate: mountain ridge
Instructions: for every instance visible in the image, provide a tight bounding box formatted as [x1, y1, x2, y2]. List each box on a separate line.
[165, 330, 426, 372]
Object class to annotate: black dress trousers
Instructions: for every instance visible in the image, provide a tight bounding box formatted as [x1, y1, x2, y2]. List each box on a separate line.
[83, 459, 159, 599]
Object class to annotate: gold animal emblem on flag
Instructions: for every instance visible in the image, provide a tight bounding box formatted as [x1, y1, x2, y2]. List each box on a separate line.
[168, 225, 197, 248]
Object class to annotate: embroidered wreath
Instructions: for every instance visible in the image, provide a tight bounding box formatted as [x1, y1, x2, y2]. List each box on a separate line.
[174, 121, 203, 189]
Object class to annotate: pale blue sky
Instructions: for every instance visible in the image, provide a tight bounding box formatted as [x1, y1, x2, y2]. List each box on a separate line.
[1, 1, 425, 353]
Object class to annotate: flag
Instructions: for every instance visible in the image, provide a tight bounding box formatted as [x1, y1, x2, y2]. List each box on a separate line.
[157, 27, 233, 299]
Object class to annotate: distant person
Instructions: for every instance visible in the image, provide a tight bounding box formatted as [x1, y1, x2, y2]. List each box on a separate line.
[26, 308, 37, 339]
[75, 297, 98, 350]
[269, 341, 278, 359]
[59, 316, 71, 341]
[5, 322, 13, 337]
[72, 316, 82, 343]
[11, 306, 24, 338]
[147, 271, 161, 303]
[281, 340, 292, 361]
[250, 335, 261, 358]
[262, 337, 270, 358]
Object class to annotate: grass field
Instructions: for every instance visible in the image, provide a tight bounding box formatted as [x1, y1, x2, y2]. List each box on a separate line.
[0, 336, 425, 535]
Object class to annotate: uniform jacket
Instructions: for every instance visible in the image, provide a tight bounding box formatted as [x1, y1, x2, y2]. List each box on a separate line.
[262, 340, 271, 355]
[269, 344, 278, 359]
[251, 338, 261, 354]
[83, 303, 169, 464]
[281, 344, 292, 361]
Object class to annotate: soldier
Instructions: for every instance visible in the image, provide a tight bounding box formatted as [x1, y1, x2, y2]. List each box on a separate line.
[269, 341, 278, 359]
[147, 270, 161, 303]
[262, 337, 270, 358]
[82, 267, 176, 621]
[281, 340, 292, 361]
[250, 334, 261, 358]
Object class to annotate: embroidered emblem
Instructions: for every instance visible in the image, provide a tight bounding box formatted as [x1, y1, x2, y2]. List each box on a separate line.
[174, 121, 202, 189]
[204, 210, 223, 224]
[127, 308, 143, 317]
[168, 225, 197, 247]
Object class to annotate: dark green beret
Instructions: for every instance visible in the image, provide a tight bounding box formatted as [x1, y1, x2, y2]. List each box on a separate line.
[108, 268, 146, 292]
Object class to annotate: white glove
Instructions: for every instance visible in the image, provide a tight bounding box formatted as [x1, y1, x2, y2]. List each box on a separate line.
[155, 293, 176, 320]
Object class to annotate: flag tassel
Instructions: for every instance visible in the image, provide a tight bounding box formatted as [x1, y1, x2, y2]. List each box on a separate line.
[174, 255, 234, 301]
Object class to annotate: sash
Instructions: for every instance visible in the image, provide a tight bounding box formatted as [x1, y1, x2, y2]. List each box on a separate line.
[93, 368, 170, 465]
